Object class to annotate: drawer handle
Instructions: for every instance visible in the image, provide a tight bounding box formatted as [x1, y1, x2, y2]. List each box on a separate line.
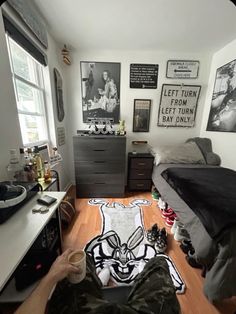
[137, 184, 144, 187]
[94, 161, 105, 163]
[94, 137, 106, 140]
[94, 172, 107, 174]
[138, 162, 145, 166]
[93, 149, 106, 152]
[94, 182, 105, 185]
[137, 173, 144, 176]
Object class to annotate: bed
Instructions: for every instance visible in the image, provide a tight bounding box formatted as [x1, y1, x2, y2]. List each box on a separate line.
[151, 138, 236, 302]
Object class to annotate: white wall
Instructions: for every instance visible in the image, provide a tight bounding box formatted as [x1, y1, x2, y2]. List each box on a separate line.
[0, 8, 71, 189]
[65, 49, 212, 181]
[200, 38, 236, 170]
[45, 33, 71, 190]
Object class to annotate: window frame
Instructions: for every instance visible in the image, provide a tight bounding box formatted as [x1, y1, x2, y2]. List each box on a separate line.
[6, 34, 50, 147]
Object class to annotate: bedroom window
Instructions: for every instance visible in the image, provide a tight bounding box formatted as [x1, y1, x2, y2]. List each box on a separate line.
[6, 35, 49, 146]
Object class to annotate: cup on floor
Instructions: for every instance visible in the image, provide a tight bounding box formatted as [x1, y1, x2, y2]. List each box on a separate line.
[67, 250, 86, 283]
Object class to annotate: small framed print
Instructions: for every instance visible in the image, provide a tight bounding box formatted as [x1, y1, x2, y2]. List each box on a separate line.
[133, 99, 151, 132]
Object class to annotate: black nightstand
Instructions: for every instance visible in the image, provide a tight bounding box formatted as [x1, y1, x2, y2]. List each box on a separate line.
[128, 153, 154, 191]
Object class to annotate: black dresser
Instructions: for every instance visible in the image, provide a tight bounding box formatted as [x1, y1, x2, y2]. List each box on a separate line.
[73, 135, 126, 198]
[128, 153, 154, 191]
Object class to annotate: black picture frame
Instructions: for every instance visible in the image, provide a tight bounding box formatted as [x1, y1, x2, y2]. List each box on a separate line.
[206, 59, 236, 132]
[80, 61, 121, 123]
[133, 99, 151, 132]
[130, 64, 158, 89]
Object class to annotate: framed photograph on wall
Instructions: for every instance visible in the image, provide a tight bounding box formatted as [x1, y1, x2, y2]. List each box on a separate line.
[133, 99, 151, 132]
[80, 61, 121, 123]
[206, 59, 236, 132]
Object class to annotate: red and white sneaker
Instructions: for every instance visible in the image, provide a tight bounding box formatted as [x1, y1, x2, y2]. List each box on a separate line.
[165, 214, 177, 227]
[161, 208, 175, 218]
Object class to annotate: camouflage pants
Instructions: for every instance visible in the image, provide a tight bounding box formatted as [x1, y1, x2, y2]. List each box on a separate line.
[48, 256, 180, 314]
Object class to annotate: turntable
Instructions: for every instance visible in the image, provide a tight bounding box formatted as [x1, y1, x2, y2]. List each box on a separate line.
[0, 181, 41, 223]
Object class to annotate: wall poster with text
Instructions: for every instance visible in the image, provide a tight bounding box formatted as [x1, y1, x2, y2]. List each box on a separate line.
[157, 84, 201, 127]
[207, 59, 236, 132]
[80, 62, 121, 123]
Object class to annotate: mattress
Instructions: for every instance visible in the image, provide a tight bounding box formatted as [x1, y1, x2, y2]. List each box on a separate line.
[152, 163, 236, 302]
[152, 164, 217, 263]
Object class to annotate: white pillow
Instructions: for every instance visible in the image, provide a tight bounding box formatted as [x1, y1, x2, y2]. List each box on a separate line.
[151, 142, 206, 166]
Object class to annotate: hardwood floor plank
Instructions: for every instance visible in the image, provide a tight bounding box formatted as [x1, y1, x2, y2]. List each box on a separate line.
[63, 188, 236, 314]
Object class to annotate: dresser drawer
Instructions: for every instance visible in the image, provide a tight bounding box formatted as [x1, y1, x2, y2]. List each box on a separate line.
[76, 173, 125, 185]
[130, 158, 153, 169]
[128, 180, 152, 191]
[129, 168, 152, 180]
[73, 137, 126, 161]
[76, 183, 125, 198]
[73, 135, 126, 197]
[74, 161, 124, 175]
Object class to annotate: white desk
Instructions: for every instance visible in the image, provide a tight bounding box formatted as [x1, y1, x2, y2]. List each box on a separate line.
[0, 191, 66, 301]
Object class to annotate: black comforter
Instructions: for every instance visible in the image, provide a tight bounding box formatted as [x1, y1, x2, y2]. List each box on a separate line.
[161, 167, 236, 239]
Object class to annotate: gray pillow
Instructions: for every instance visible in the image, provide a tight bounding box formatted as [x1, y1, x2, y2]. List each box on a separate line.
[206, 152, 221, 166]
[152, 142, 206, 165]
[186, 137, 212, 162]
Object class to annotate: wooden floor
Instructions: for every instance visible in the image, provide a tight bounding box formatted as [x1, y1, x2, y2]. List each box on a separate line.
[63, 188, 236, 314]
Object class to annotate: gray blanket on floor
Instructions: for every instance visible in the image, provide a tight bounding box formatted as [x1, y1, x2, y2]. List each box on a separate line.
[152, 163, 236, 302]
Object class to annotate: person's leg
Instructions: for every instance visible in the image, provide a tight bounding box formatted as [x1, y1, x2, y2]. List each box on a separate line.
[127, 256, 180, 314]
[48, 254, 106, 314]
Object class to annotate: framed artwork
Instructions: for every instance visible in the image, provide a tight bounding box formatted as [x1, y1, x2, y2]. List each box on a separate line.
[207, 59, 236, 132]
[130, 64, 158, 89]
[133, 99, 151, 132]
[157, 84, 201, 127]
[166, 60, 199, 79]
[80, 61, 121, 123]
[54, 68, 65, 122]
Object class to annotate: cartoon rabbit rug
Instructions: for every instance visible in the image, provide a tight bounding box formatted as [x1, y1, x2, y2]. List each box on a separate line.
[85, 199, 185, 294]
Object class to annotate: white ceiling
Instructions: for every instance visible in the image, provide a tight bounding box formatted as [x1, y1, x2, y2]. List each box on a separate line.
[34, 0, 236, 53]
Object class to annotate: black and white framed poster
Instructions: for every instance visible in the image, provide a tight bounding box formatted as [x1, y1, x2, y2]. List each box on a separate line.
[81, 62, 121, 123]
[130, 64, 158, 89]
[207, 59, 236, 132]
[166, 60, 199, 79]
[157, 84, 201, 127]
[133, 99, 151, 132]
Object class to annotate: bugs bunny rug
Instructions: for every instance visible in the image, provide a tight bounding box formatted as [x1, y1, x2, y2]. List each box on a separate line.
[85, 199, 185, 294]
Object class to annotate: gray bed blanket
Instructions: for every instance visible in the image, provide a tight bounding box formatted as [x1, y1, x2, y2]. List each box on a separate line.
[152, 163, 236, 302]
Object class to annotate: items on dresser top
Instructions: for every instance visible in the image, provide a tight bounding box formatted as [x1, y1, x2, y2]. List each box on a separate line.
[128, 153, 154, 191]
[73, 135, 126, 197]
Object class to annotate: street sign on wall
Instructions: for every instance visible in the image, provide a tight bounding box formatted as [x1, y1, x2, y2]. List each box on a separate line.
[166, 60, 200, 79]
[157, 84, 201, 127]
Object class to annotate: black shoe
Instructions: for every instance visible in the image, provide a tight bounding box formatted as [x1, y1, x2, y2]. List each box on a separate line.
[155, 228, 168, 253]
[146, 223, 159, 243]
[186, 252, 202, 269]
[180, 239, 195, 255]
